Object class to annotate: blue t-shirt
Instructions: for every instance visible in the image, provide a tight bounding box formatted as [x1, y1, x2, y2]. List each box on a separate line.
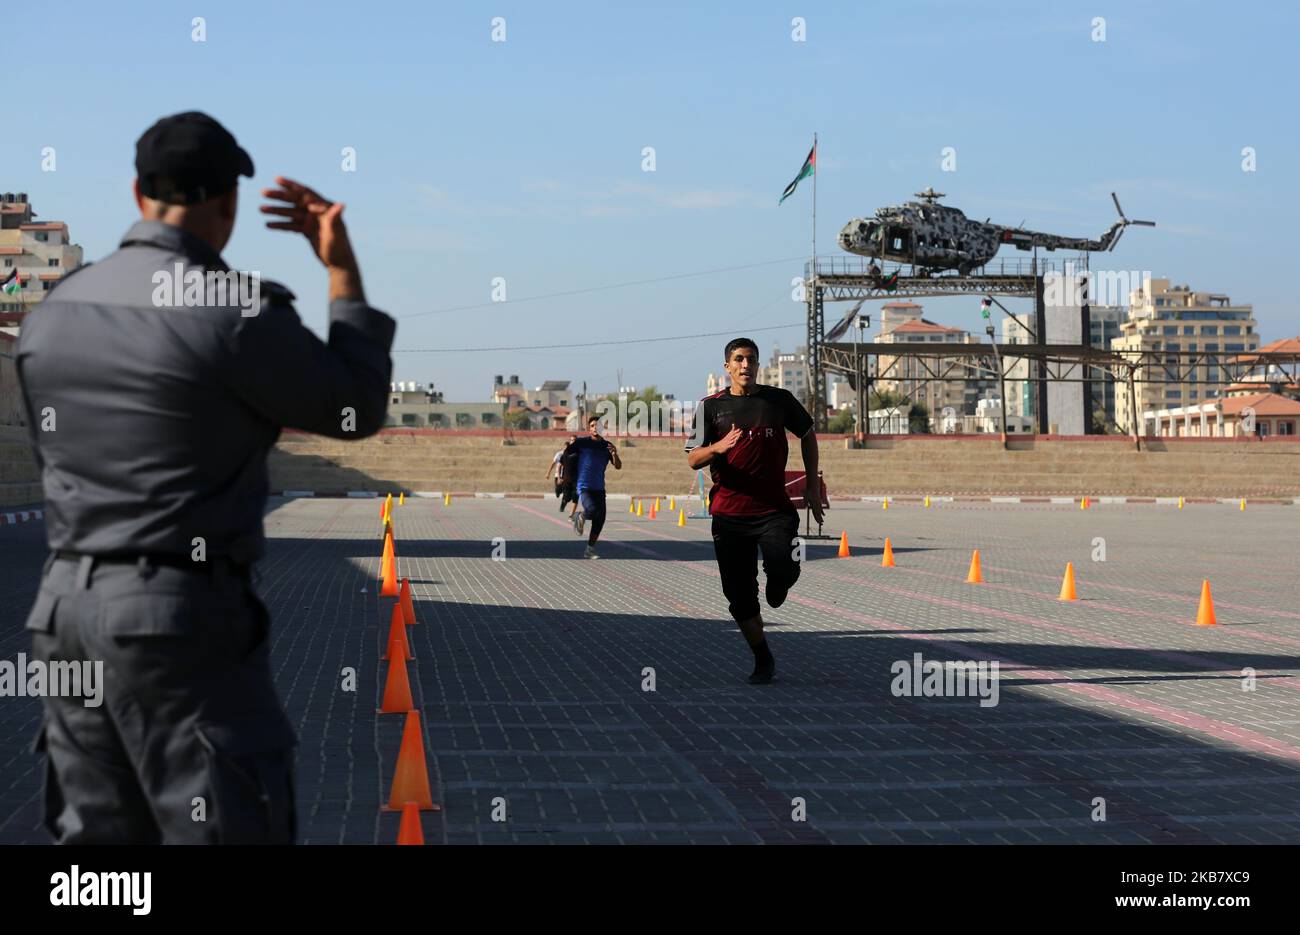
[572, 436, 613, 491]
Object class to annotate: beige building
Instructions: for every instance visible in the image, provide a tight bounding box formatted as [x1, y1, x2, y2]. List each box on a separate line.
[1, 193, 85, 425]
[1114, 279, 1258, 433]
[1143, 391, 1300, 438]
[873, 302, 993, 428]
[386, 381, 506, 429]
[760, 345, 811, 410]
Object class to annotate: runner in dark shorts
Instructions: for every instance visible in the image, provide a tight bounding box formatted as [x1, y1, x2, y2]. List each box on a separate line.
[685, 337, 821, 684]
[570, 415, 621, 558]
[548, 434, 580, 515]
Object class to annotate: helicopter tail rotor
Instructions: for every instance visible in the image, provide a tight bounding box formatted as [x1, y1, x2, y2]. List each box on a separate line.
[1107, 192, 1156, 251]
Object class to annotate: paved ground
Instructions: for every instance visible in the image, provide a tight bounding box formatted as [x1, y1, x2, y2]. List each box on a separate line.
[2, 496, 1299, 844]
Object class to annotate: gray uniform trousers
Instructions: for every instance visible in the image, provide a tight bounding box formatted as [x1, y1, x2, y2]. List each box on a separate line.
[26, 554, 297, 844]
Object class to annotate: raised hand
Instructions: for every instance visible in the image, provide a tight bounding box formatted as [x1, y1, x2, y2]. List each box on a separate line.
[260, 177, 358, 272]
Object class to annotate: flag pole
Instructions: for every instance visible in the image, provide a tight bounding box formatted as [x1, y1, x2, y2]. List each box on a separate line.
[811, 132, 817, 285]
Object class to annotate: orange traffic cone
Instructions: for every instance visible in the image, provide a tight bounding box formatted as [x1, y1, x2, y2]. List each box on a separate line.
[386, 711, 435, 811]
[379, 529, 394, 581]
[965, 549, 984, 584]
[383, 604, 411, 661]
[649, 502, 657, 520]
[1058, 562, 1077, 601]
[1080, 496, 1089, 510]
[379, 653, 414, 713]
[399, 578, 417, 626]
[1196, 579, 1217, 626]
[837, 531, 850, 558]
[396, 801, 424, 845]
[381, 551, 398, 597]
[881, 537, 895, 568]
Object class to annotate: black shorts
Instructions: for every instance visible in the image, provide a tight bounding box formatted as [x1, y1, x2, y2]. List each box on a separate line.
[710, 511, 801, 623]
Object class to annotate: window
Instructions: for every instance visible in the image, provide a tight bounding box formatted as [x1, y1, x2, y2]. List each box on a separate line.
[43, 282, 51, 291]
[481, 413, 497, 425]
[1223, 326, 1241, 336]
[1201, 326, 1218, 335]
[1204, 343, 1219, 352]
[400, 413, 421, 426]
[1167, 390, 1182, 399]
[48, 258, 59, 267]
[3, 258, 12, 267]
[35, 232, 48, 242]
[1226, 343, 1246, 352]
[1278, 421, 1295, 436]
[391, 396, 400, 404]
[1183, 326, 1195, 335]
[455, 412, 473, 427]
[1256, 422, 1270, 437]
[1162, 326, 1178, 336]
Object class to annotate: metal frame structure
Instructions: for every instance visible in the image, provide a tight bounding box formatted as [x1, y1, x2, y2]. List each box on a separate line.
[805, 256, 1300, 447]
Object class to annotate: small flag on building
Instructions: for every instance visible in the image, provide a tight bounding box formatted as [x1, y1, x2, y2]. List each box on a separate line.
[779, 142, 816, 205]
[1, 269, 20, 295]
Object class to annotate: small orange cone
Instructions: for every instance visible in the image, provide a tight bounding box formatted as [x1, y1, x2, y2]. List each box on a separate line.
[396, 801, 424, 845]
[881, 537, 895, 567]
[1196, 579, 1217, 626]
[649, 502, 657, 520]
[399, 578, 417, 625]
[383, 604, 411, 661]
[386, 711, 435, 811]
[837, 531, 850, 558]
[1058, 562, 1077, 601]
[1080, 496, 1088, 510]
[965, 549, 984, 584]
[379, 654, 414, 713]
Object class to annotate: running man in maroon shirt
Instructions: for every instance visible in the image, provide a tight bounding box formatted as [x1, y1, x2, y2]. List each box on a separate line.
[685, 337, 823, 684]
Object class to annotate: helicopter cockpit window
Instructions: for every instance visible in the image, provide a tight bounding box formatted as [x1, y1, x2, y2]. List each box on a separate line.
[889, 227, 910, 253]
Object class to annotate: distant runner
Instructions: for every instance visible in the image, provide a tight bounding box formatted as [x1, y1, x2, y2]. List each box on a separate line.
[570, 415, 621, 559]
[686, 337, 821, 684]
[547, 434, 580, 517]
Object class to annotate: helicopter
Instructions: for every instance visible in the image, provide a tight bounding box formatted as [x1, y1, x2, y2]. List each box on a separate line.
[837, 188, 1154, 276]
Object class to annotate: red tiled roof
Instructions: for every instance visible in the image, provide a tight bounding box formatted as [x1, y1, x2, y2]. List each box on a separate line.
[19, 223, 64, 231]
[0, 247, 22, 255]
[1218, 392, 1300, 416]
[1253, 336, 1300, 355]
[881, 301, 922, 309]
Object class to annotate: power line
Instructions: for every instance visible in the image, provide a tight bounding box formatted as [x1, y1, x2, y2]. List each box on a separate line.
[399, 256, 806, 319]
[395, 321, 802, 353]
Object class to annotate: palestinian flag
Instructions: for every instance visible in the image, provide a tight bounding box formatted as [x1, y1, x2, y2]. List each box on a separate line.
[779, 142, 816, 204]
[1, 269, 20, 296]
[880, 271, 899, 292]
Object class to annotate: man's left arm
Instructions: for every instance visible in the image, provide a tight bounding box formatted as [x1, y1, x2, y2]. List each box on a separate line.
[800, 429, 823, 525]
[607, 441, 622, 470]
[785, 391, 823, 524]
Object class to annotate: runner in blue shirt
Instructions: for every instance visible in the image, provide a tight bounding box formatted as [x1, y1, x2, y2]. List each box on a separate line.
[570, 415, 622, 558]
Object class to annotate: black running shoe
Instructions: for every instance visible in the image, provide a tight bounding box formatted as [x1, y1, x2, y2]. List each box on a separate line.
[765, 579, 789, 609]
[748, 660, 775, 685]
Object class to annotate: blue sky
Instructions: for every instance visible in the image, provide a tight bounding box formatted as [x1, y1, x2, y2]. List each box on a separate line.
[7, 0, 1297, 401]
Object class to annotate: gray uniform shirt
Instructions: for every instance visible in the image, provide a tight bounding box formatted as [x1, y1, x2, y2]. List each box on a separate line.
[16, 220, 395, 563]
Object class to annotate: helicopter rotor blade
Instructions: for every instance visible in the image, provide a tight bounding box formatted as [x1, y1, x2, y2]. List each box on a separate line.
[1111, 192, 1126, 221]
[1107, 225, 1125, 252]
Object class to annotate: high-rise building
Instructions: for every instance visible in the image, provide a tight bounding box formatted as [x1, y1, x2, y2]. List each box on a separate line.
[1113, 279, 1258, 433]
[1002, 304, 1125, 429]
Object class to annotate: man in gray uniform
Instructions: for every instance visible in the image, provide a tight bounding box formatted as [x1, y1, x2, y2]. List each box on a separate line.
[16, 111, 395, 843]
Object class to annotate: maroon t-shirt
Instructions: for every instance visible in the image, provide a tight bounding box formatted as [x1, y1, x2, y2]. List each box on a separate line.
[685, 385, 814, 516]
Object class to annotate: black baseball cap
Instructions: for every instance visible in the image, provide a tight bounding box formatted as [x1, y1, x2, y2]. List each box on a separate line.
[135, 111, 254, 205]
